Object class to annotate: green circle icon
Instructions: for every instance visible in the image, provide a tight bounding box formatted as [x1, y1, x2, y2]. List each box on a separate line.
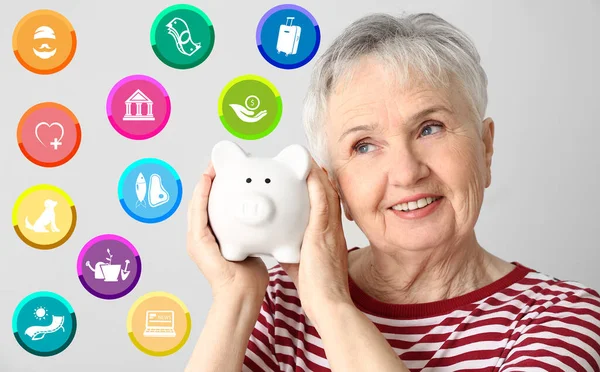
[150, 4, 215, 69]
[218, 75, 283, 140]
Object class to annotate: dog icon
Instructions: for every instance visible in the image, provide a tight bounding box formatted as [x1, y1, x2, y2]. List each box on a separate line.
[25, 199, 60, 233]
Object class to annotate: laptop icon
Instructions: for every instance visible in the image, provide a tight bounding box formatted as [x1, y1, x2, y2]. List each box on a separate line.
[143, 310, 176, 338]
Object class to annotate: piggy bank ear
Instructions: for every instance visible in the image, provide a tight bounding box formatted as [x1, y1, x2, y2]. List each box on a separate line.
[211, 140, 248, 172]
[274, 144, 311, 180]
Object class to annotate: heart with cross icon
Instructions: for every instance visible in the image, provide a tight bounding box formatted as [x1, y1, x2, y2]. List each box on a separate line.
[35, 121, 65, 150]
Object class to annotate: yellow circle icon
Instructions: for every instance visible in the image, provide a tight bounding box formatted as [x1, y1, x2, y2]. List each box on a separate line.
[12, 184, 77, 250]
[127, 292, 192, 356]
[12, 9, 77, 74]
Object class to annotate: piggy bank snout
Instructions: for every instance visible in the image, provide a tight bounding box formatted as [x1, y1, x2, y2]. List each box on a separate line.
[234, 194, 275, 225]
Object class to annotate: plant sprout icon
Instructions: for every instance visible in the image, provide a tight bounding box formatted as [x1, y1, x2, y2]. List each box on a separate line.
[106, 248, 113, 264]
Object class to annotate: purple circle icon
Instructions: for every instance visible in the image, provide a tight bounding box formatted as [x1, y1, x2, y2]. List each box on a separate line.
[106, 74, 171, 140]
[77, 234, 142, 300]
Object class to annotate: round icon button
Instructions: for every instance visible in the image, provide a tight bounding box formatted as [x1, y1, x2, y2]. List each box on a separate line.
[17, 102, 82, 167]
[127, 292, 191, 356]
[77, 234, 142, 300]
[13, 184, 77, 250]
[107, 75, 171, 140]
[151, 4, 215, 69]
[118, 158, 183, 223]
[13, 10, 77, 74]
[13, 291, 77, 356]
[256, 4, 321, 69]
[218, 75, 282, 140]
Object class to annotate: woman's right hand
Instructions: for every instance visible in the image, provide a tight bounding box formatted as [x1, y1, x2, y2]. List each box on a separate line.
[187, 162, 270, 299]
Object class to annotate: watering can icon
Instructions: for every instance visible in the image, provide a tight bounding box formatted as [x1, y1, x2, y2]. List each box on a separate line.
[85, 249, 131, 282]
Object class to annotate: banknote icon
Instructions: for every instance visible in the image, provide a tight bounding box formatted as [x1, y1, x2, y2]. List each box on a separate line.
[166, 17, 201, 57]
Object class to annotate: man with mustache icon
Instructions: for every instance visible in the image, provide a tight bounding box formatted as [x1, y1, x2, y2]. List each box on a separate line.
[12, 9, 77, 74]
[33, 26, 57, 59]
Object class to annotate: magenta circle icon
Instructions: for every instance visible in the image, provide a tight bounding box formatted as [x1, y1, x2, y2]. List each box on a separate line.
[77, 234, 142, 300]
[106, 74, 171, 140]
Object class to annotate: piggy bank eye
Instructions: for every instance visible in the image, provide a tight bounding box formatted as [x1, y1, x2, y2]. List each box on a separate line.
[246, 178, 252, 183]
[265, 178, 271, 184]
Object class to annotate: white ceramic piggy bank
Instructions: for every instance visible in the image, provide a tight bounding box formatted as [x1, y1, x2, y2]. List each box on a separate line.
[207, 140, 311, 263]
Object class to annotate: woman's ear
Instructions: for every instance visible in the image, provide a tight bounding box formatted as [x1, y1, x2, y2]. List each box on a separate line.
[328, 172, 353, 221]
[481, 118, 494, 188]
[211, 140, 248, 172]
[274, 144, 311, 180]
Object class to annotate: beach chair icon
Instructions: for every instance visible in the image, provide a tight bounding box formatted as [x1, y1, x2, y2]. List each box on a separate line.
[24, 315, 65, 341]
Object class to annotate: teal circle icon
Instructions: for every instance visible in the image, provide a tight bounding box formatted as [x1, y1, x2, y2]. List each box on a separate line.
[13, 291, 77, 356]
[151, 4, 215, 69]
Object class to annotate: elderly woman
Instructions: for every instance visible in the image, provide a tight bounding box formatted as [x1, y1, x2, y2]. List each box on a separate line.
[185, 12, 600, 371]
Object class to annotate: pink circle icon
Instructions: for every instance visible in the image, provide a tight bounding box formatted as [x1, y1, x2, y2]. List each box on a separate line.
[106, 75, 171, 140]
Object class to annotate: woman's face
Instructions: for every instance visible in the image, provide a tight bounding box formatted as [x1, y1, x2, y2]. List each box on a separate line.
[325, 58, 494, 254]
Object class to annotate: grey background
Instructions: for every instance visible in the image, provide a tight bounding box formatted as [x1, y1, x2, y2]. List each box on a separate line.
[1, 0, 599, 371]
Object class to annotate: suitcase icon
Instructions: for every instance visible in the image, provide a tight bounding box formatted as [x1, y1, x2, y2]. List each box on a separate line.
[276, 17, 302, 56]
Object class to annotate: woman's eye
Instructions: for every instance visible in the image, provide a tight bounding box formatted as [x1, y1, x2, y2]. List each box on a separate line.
[354, 142, 375, 154]
[420, 123, 443, 137]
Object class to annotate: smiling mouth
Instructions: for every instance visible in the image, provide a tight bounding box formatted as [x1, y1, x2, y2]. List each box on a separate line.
[390, 196, 443, 212]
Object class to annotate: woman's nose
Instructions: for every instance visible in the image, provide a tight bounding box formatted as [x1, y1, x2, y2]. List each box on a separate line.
[387, 146, 429, 187]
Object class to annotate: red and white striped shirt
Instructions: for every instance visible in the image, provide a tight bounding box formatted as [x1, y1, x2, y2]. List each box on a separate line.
[243, 249, 600, 371]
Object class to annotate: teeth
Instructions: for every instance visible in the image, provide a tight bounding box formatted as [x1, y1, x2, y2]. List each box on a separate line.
[391, 197, 440, 212]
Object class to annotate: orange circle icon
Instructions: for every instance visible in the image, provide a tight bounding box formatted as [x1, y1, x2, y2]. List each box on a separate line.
[12, 10, 77, 74]
[127, 292, 191, 356]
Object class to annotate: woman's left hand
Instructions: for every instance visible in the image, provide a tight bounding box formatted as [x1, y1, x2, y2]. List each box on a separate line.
[279, 158, 352, 325]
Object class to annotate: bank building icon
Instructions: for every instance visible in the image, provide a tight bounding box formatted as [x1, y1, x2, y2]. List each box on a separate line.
[123, 89, 155, 121]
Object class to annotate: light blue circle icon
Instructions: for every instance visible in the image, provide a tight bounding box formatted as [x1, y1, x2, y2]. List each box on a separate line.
[12, 291, 77, 357]
[256, 4, 321, 69]
[118, 158, 183, 223]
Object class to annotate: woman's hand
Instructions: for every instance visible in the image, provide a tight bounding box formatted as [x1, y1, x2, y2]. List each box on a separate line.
[187, 162, 270, 299]
[279, 159, 352, 324]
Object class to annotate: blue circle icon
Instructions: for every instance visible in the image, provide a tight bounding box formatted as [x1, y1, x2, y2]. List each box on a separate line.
[256, 4, 321, 69]
[12, 291, 77, 357]
[118, 158, 183, 223]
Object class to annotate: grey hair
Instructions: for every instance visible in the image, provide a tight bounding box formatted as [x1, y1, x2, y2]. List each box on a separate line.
[302, 12, 489, 169]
